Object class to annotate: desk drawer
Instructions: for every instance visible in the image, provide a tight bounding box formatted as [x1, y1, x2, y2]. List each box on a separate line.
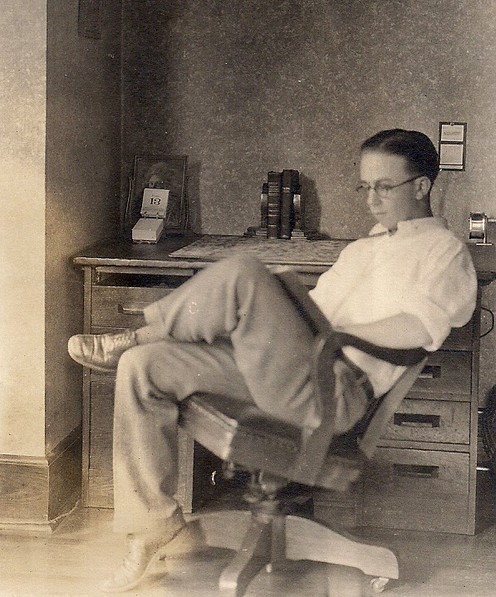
[410, 351, 472, 398]
[381, 399, 470, 444]
[91, 286, 174, 329]
[441, 319, 475, 351]
[363, 447, 470, 533]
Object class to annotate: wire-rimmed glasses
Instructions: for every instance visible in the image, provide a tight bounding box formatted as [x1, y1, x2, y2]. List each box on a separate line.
[356, 175, 422, 199]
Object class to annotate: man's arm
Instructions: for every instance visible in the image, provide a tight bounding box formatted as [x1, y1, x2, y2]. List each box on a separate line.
[336, 312, 432, 349]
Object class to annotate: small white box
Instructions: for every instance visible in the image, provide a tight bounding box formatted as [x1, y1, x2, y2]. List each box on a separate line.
[132, 217, 164, 243]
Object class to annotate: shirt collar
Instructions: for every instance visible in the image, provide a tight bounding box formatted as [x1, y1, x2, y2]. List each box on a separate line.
[369, 216, 448, 237]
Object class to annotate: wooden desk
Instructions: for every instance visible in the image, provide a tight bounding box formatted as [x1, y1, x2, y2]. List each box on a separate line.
[74, 235, 496, 534]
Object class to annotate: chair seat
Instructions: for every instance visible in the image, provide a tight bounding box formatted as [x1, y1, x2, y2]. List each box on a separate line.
[179, 392, 364, 491]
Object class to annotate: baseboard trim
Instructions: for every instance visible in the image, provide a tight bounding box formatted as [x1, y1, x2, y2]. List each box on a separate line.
[0, 426, 82, 533]
[0, 501, 81, 535]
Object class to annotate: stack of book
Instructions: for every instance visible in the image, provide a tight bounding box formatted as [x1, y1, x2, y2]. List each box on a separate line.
[256, 169, 302, 239]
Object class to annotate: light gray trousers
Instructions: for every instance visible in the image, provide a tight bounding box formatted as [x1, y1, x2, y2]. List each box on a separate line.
[112, 255, 367, 533]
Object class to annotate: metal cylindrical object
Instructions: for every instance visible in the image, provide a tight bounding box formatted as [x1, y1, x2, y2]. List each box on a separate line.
[469, 212, 488, 242]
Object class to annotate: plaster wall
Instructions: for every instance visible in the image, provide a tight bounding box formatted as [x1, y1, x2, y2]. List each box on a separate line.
[0, 1, 47, 456]
[0, 0, 122, 457]
[45, 0, 122, 452]
[122, 0, 496, 399]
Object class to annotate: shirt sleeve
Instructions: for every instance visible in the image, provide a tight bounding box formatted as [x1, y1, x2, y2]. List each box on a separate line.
[309, 239, 369, 320]
[397, 240, 477, 351]
[308, 257, 344, 305]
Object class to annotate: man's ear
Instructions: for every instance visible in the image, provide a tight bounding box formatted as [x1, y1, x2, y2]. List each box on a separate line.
[417, 176, 432, 199]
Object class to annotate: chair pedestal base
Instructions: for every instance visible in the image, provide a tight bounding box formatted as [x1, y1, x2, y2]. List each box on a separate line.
[219, 516, 272, 595]
[192, 508, 398, 596]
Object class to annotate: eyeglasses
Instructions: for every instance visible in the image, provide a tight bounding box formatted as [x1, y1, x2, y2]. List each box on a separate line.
[356, 175, 423, 199]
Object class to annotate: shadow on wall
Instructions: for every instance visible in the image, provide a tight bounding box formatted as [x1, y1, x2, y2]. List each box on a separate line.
[186, 159, 202, 233]
[300, 173, 327, 238]
[185, 168, 325, 239]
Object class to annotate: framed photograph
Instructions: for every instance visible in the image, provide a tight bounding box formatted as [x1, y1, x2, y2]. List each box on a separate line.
[127, 155, 188, 234]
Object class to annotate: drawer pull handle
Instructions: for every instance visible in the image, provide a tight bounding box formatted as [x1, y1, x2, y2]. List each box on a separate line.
[393, 464, 439, 479]
[117, 304, 145, 316]
[418, 365, 441, 379]
[393, 413, 441, 428]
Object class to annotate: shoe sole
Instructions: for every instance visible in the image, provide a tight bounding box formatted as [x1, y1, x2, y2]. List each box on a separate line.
[67, 348, 117, 374]
[99, 523, 204, 593]
[159, 519, 205, 559]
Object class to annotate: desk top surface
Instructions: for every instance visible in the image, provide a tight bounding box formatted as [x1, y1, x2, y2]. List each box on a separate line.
[73, 234, 496, 282]
[73, 234, 351, 273]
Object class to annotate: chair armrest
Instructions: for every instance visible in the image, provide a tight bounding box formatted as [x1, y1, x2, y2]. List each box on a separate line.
[287, 333, 341, 485]
[358, 357, 428, 459]
[333, 332, 428, 366]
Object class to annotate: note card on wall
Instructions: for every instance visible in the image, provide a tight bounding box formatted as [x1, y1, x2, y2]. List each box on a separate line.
[439, 122, 467, 170]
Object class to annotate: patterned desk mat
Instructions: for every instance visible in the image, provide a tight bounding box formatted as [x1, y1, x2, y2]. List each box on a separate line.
[169, 235, 352, 265]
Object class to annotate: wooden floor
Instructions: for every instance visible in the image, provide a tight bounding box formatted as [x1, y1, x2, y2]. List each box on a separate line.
[2, 506, 496, 596]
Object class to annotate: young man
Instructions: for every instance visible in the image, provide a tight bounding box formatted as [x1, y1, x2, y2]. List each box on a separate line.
[68, 129, 477, 592]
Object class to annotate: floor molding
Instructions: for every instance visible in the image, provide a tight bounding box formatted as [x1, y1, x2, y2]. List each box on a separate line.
[0, 427, 82, 533]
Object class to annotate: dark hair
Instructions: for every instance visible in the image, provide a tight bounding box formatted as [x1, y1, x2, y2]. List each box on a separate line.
[361, 129, 439, 183]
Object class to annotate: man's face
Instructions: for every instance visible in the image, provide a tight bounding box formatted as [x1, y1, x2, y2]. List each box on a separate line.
[147, 174, 165, 189]
[359, 151, 423, 232]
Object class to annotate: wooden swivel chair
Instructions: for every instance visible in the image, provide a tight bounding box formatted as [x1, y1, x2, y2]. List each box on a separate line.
[178, 270, 428, 597]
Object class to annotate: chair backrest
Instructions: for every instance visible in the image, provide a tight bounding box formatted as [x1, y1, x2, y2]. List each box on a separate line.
[274, 269, 428, 486]
[285, 337, 427, 487]
[357, 357, 427, 459]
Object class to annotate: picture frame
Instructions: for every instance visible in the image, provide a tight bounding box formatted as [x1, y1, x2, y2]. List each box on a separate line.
[127, 155, 188, 235]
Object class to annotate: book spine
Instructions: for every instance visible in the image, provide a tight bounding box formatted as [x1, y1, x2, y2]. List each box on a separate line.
[267, 171, 281, 238]
[260, 182, 268, 231]
[290, 168, 304, 235]
[280, 169, 293, 239]
[291, 170, 301, 233]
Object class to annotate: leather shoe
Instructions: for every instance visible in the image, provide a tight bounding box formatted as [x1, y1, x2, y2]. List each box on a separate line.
[67, 330, 137, 372]
[99, 522, 200, 593]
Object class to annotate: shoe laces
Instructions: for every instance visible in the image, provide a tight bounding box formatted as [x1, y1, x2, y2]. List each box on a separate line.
[104, 330, 136, 353]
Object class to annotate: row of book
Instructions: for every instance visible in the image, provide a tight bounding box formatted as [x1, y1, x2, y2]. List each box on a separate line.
[261, 169, 303, 239]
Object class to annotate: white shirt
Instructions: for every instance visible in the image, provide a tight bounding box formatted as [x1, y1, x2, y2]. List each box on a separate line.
[309, 216, 477, 397]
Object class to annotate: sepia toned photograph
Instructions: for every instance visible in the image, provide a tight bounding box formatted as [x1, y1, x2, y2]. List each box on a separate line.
[2, 2, 496, 597]
[127, 155, 188, 234]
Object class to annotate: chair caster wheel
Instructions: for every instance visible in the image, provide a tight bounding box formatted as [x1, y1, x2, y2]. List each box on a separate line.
[328, 567, 392, 597]
[367, 576, 390, 594]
